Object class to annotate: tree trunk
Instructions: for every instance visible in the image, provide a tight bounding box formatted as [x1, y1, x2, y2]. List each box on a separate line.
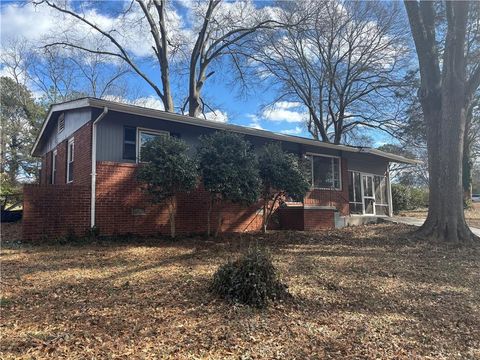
[463, 140, 473, 204]
[262, 199, 268, 234]
[207, 193, 214, 237]
[168, 197, 176, 238]
[405, 0, 476, 243]
[214, 203, 223, 238]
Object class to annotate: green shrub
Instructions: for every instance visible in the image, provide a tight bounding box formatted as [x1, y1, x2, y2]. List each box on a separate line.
[210, 247, 289, 308]
[392, 184, 428, 212]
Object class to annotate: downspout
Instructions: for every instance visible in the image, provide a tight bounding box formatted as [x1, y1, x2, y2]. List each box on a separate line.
[91, 107, 109, 229]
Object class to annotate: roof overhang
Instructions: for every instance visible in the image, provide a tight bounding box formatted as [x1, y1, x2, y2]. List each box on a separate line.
[32, 97, 421, 165]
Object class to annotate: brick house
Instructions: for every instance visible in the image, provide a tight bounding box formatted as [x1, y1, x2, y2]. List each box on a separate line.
[23, 98, 418, 240]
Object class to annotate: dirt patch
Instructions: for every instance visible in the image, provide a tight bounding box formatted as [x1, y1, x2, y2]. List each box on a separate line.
[1, 224, 479, 359]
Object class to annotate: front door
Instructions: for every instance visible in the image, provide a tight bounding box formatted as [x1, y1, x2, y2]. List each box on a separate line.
[362, 174, 375, 215]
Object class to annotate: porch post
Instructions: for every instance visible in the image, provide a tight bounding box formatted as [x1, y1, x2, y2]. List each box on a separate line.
[386, 165, 393, 217]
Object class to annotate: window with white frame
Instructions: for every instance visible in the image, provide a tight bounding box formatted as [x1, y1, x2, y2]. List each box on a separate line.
[66, 138, 74, 183]
[51, 149, 57, 184]
[348, 171, 362, 214]
[308, 154, 341, 190]
[374, 175, 389, 216]
[137, 128, 169, 161]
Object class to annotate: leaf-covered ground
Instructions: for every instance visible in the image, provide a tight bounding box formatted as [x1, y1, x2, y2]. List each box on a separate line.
[1, 223, 479, 359]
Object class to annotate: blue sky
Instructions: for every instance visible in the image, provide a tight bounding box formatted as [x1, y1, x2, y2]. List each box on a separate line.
[0, 0, 398, 147]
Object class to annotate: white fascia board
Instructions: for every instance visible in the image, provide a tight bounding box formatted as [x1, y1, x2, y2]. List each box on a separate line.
[31, 98, 91, 156]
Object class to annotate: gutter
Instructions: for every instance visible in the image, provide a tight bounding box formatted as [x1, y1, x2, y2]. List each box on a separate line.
[91, 107, 109, 229]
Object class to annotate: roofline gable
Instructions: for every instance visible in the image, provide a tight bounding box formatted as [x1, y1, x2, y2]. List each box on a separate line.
[32, 97, 421, 165]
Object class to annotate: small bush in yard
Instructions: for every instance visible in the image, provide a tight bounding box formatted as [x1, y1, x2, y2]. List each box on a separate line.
[210, 247, 289, 308]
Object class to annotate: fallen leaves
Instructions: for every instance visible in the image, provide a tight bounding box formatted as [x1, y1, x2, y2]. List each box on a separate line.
[0, 223, 479, 359]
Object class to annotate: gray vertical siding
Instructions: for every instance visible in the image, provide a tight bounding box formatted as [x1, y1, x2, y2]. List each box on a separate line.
[39, 108, 92, 154]
[344, 152, 388, 175]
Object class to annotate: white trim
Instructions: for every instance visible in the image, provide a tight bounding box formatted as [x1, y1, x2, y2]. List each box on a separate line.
[32, 98, 420, 165]
[348, 170, 390, 216]
[307, 153, 342, 191]
[136, 127, 170, 163]
[66, 137, 74, 183]
[51, 149, 57, 184]
[31, 98, 90, 156]
[387, 166, 393, 217]
[91, 107, 109, 228]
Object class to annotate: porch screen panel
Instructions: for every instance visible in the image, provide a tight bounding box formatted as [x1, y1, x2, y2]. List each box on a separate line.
[348, 171, 362, 214]
[374, 175, 389, 215]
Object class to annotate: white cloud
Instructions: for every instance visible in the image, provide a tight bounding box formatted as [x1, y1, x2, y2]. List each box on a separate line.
[203, 110, 228, 123]
[280, 126, 303, 135]
[131, 96, 165, 110]
[246, 114, 263, 129]
[261, 101, 307, 123]
[103, 95, 165, 110]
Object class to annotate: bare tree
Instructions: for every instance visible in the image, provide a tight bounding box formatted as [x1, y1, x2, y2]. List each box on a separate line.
[184, 0, 279, 117]
[404, 0, 480, 242]
[250, 1, 409, 144]
[34, 0, 278, 116]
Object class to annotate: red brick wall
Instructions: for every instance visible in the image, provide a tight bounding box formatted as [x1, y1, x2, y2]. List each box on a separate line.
[23, 184, 91, 240]
[304, 158, 349, 216]
[38, 122, 92, 186]
[94, 162, 264, 236]
[303, 209, 335, 230]
[278, 207, 335, 230]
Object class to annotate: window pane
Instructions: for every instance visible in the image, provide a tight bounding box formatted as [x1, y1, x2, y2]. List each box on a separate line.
[139, 131, 168, 160]
[364, 198, 374, 214]
[124, 127, 136, 142]
[124, 143, 136, 161]
[363, 176, 373, 197]
[375, 205, 388, 216]
[313, 156, 334, 188]
[350, 203, 363, 214]
[374, 176, 388, 205]
[333, 158, 340, 188]
[349, 171, 361, 202]
[68, 162, 74, 182]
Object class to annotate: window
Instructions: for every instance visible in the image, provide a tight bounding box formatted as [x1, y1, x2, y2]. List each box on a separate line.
[308, 154, 341, 190]
[123, 127, 136, 161]
[58, 113, 65, 133]
[51, 149, 57, 184]
[66, 138, 74, 183]
[348, 171, 390, 216]
[374, 175, 389, 216]
[137, 128, 169, 161]
[348, 171, 362, 214]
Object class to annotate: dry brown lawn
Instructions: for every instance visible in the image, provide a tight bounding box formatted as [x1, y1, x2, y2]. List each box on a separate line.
[1, 223, 480, 359]
[400, 203, 480, 228]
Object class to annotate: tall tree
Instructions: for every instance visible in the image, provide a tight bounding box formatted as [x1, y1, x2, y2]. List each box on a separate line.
[35, 0, 277, 116]
[404, 0, 480, 242]
[197, 131, 260, 237]
[0, 77, 45, 189]
[251, 0, 409, 144]
[137, 136, 198, 238]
